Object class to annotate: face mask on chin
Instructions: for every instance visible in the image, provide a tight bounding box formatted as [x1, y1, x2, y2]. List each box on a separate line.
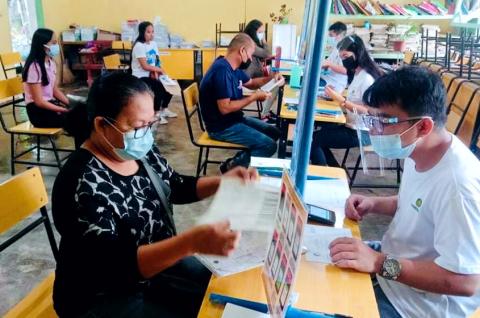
[369, 121, 421, 160]
[239, 49, 252, 70]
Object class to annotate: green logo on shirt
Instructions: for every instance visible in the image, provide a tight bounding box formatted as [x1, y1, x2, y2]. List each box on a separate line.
[416, 198, 422, 208]
[411, 198, 422, 212]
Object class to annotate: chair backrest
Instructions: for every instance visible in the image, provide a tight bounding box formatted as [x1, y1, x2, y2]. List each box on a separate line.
[446, 77, 469, 105]
[181, 83, 205, 145]
[446, 81, 480, 146]
[0, 77, 25, 132]
[0, 76, 24, 100]
[111, 41, 132, 50]
[403, 50, 414, 65]
[0, 167, 58, 259]
[0, 52, 23, 78]
[103, 54, 122, 70]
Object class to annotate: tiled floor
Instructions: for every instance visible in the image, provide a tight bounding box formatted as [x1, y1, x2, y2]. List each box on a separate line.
[0, 85, 397, 315]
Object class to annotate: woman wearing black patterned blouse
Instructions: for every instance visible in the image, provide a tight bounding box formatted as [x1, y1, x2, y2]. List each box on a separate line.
[51, 72, 256, 318]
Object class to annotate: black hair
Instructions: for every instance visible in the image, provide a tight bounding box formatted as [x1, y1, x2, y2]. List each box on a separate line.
[22, 28, 54, 86]
[244, 19, 264, 48]
[87, 72, 153, 126]
[134, 21, 153, 46]
[337, 35, 383, 84]
[64, 72, 153, 146]
[363, 66, 447, 126]
[328, 22, 347, 35]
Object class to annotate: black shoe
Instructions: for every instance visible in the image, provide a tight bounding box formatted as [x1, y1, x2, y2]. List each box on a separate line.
[219, 158, 234, 174]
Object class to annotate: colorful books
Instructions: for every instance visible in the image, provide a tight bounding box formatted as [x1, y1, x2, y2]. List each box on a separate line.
[331, 0, 449, 16]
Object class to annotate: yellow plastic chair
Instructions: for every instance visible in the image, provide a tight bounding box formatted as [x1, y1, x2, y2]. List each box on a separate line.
[445, 81, 480, 146]
[1, 167, 58, 318]
[0, 52, 27, 123]
[0, 77, 73, 174]
[111, 41, 132, 63]
[181, 83, 247, 176]
[0, 51, 23, 78]
[103, 54, 129, 72]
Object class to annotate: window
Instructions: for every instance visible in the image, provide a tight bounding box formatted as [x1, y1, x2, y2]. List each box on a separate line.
[8, 0, 40, 57]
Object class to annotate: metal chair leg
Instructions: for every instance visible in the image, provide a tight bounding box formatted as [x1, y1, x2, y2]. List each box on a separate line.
[36, 136, 41, 161]
[349, 154, 362, 188]
[203, 147, 210, 175]
[49, 136, 62, 169]
[10, 134, 15, 175]
[196, 147, 204, 177]
[341, 148, 350, 169]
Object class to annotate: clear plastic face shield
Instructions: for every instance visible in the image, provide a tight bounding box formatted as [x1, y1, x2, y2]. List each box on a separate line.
[354, 111, 430, 175]
[352, 108, 384, 176]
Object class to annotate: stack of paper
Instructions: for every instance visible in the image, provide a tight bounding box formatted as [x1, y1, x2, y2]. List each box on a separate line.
[370, 24, 389, 49]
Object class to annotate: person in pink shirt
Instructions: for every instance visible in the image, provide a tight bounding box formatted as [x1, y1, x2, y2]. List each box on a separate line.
[22, 28, 70, 128]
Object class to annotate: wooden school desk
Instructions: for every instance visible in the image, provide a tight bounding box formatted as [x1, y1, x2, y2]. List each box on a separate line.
[278, 85, 346, 158]
[197, 165, 379, 318]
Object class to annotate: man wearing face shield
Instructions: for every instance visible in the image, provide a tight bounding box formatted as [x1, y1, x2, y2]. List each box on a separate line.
[200, 33, 283, 173]
[328, 66, 480, 318]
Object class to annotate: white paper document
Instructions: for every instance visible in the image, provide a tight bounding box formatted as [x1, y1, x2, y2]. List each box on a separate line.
[195, 231, 270, 276]
[222, 303, 270, 318]
[260, 78, 282, 92]
[196, 178, 280, 232]
[303, 179, 350, 227]
[284, 97, 299, 105]
[159, 75, 181, 96]
[303, 224, 352, 264]
[250, 157, 291, 169]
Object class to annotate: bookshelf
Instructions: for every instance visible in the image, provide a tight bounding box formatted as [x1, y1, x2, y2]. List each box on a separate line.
[329, 14, 454, 21]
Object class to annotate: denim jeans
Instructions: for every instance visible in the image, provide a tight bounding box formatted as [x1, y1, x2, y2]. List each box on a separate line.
[209, 116, 281, 167]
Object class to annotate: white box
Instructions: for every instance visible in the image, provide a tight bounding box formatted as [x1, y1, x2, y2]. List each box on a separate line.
[272, 24, 297, 60]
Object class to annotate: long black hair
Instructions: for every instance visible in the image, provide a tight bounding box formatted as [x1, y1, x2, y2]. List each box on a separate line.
[337, 35, 383, 84]
[243, 19, 264, 48]
[22, 28, 54, 86]
[134, 21, 153, 46]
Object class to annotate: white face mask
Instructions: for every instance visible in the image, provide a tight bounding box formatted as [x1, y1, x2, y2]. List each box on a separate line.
[257, 32, 265, 42]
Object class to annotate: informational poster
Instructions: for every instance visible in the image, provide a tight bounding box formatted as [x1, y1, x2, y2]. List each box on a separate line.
[262, 172, 308, 318]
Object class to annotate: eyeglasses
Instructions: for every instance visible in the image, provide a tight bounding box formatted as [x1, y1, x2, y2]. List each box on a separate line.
[361, 115, 430, 134]
[104, 117, 158, 139]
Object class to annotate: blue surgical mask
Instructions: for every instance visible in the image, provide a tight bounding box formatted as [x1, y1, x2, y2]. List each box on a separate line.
[44, 44, 60, 57]
[257, 32, 265, 42]
[103, 119, 154, 161]
[369, 123, 419, 159]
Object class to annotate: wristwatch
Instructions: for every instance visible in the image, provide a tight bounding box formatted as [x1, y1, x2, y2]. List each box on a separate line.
[380, 255, 402, 281]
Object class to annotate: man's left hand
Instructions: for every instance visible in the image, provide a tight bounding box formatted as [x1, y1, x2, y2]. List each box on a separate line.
[329, 237, 385, 273]
[223, 166, 258, 182]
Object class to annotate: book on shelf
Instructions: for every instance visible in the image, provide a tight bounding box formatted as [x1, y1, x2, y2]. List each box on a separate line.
[331, 0, 451, 16]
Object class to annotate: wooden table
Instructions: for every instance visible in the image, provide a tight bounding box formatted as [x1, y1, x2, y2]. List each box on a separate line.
[278, 85, 346, 158]
[197, 166, 379, 318]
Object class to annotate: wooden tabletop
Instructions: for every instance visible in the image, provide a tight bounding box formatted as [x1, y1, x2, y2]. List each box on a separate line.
[280, 85, 346, 124]
[197, 166, 379, 318]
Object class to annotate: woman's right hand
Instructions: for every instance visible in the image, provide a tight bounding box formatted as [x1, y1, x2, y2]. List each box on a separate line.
[188, 220, 241, 256]
[345, 194, 375, 221]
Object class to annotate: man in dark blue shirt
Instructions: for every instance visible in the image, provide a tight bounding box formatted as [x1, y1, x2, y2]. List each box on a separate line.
[200, 33, 283, 172]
